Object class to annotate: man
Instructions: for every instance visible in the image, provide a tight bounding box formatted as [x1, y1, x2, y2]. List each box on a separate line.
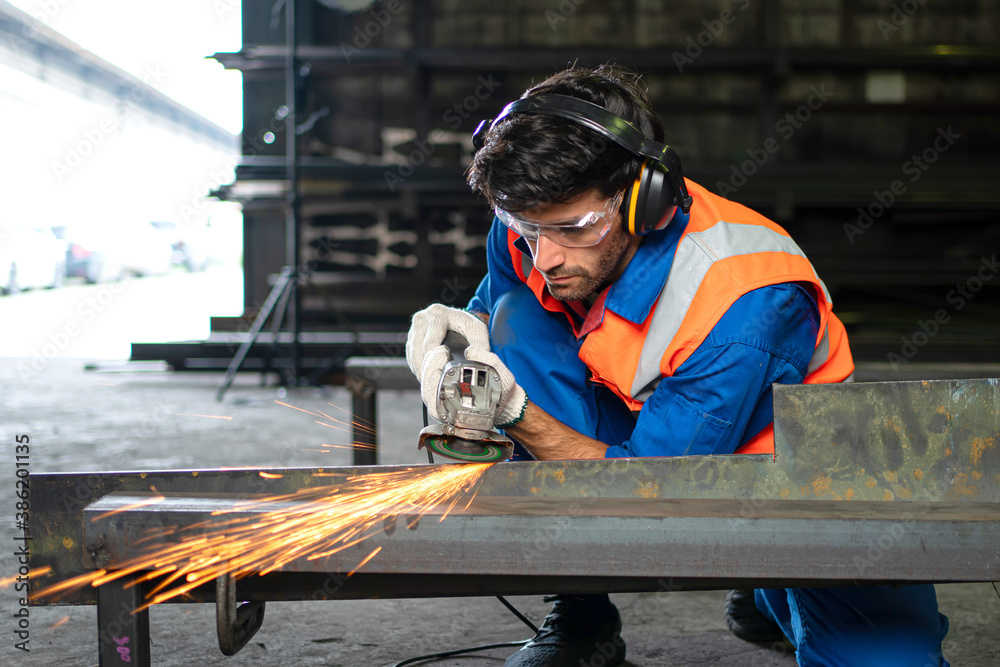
[406, 65, 949, 667]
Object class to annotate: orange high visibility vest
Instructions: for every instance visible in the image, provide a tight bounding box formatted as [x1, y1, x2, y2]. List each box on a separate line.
[506, 179, 855, 454]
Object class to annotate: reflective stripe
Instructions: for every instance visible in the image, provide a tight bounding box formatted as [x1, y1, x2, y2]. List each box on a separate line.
[806, 325, 830, 376]
[637, 324, 834, 404]
[630, 221, 813, 399]
[634, 377, 661, 403]
[813, 274, 832, 304]
[521, 252, 532, 278]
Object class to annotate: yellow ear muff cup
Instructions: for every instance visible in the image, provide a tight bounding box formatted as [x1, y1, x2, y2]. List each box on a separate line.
[628, 161, 647, 235]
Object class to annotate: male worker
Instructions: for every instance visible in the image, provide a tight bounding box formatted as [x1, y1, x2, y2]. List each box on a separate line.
[406, 65, 949, 667]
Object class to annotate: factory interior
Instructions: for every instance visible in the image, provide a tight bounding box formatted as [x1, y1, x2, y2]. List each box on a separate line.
[1, 1, 998, 665]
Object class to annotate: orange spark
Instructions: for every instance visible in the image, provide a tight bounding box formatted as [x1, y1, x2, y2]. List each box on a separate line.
[90, 496, 166, 522]
[311, 419, 377, 437]
[327, 401, 375, 429]
[32, 464, 492, 609]
[315, 408, 377, 435]
[314, 420, 348, 432]
[31, 570, 108, 600]
[347, 546, 382, 577]
[46, 616, 71, 631]
[0, 566, 52, 589]
[275, 400, 325, 418]
[124, 565, 178, 588]
[258, 471, 283, 479]
[307, 443, 375, 452]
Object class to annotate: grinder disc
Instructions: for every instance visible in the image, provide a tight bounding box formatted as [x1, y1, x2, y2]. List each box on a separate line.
[422, 435, 512, 463]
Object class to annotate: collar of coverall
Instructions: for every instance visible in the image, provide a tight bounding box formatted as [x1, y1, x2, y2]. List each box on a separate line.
[513, 207, 690, 325]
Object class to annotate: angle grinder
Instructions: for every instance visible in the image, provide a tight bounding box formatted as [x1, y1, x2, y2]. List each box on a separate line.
[417, 330, 514, 463]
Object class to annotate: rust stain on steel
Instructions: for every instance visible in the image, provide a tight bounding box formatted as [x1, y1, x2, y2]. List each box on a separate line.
[773, 379, 1000, 505]
[970, 437, 995, 465]
[636, 480, 660, 498]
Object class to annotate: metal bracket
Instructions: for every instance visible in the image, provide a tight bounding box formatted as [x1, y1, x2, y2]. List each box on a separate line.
[215, 570, 265, 656]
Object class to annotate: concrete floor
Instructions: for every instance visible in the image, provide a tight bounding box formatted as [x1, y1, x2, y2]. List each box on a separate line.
[2, 359, 998, 666]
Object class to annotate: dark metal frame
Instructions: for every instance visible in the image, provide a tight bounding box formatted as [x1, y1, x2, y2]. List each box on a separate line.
[96, 576, 150, 667]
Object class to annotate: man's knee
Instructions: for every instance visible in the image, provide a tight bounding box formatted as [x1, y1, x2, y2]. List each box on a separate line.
[791, 585, 948, 667]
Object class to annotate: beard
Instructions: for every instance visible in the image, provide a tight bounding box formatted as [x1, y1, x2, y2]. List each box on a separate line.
[543, 226, 634, 302]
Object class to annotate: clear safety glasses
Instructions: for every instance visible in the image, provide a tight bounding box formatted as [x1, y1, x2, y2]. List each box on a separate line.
[494, 191, 624, 248]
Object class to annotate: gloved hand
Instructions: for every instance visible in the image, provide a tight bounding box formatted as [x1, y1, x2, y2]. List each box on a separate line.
[406, 304, 491, 422]
[463, 346, 528, 428]
[405, 304, 527, 427]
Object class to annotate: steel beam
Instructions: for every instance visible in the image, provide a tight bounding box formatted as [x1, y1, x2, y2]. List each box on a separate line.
[773, 378, 1000, 504]
[29, 378, 1000, 606]
[212, 45, 1000, 75]
[83, 493, 999, 587]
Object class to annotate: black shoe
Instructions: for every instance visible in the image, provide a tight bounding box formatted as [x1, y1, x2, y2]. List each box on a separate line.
[725, 589, 786, 643]
[505, 594, 626, 667]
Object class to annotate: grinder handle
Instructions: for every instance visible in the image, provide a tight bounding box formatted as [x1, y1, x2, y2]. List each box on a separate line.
[442, 330, 470, 364]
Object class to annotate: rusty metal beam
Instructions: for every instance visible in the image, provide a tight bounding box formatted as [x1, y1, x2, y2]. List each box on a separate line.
[83, 493, 1000, 587]
[773, 378, 1000, 505]
[28, 378, 1000, 605]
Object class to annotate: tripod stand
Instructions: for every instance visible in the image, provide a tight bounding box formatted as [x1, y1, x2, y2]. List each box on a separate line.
[215, 266, 303, 402]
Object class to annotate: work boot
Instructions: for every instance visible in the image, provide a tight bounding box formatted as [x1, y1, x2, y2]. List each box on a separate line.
[505, 594, 625, 667]
[725, 589, 786, 643]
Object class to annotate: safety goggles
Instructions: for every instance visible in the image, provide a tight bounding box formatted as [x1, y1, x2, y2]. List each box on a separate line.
[494, 191, 624, 248]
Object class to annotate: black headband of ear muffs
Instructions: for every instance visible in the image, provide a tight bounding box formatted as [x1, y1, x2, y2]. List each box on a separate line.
[472, 94, 692, 216]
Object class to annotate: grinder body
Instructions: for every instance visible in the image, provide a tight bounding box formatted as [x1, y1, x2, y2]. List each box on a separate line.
[417, 331, 514, 463]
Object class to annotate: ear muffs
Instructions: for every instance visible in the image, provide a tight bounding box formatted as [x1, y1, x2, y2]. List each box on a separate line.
[473, 93, 693, 238]
[623, 159, 679, 236]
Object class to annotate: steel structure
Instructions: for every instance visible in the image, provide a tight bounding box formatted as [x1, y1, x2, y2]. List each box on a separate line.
[27, 379, 1000, 666]
[127, 0, 1000, 376]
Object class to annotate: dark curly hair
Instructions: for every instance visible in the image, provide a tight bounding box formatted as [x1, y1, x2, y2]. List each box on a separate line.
[466, 64, 663, 213]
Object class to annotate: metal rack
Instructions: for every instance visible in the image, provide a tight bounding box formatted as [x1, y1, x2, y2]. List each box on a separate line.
[133, 0, 1000, 374]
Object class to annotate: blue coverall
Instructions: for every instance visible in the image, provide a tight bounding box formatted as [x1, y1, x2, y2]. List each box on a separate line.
[468, 210, 950, 667]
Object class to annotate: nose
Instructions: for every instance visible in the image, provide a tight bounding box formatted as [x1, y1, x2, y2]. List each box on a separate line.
[530, 234, 565, 274]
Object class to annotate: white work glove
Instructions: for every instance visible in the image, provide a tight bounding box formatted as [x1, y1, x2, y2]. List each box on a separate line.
[405, 304, 528, 427]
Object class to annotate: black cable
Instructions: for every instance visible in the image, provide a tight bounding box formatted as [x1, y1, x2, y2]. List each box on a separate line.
[496, 595, 539, 633]
[422, 403, 434, 463]
[390, 639, 530, 667]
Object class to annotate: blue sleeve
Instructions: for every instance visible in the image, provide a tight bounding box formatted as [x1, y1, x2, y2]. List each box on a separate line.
[467, 216, 524, 316]
[604, 283, 820, 458]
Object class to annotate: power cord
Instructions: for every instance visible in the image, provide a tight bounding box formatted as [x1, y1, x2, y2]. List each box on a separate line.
[423, 404, 434, 464]
[391, 403, 538, 665]
[390, 638, 530, 667]
[496, 596, 539, 634]
[389, 597, 537, 666]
